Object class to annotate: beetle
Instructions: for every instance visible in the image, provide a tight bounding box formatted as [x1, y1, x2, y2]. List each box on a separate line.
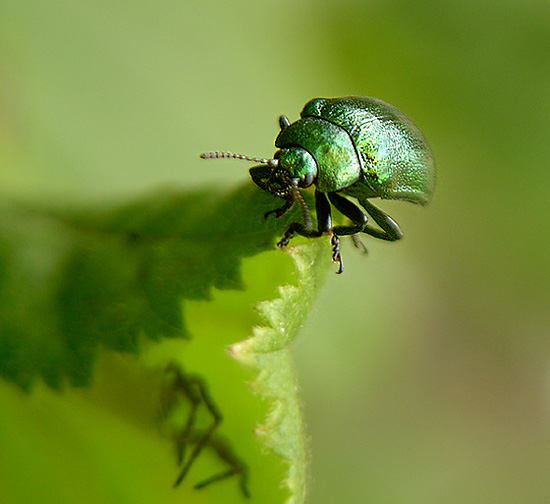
[201, 96, 436, 273]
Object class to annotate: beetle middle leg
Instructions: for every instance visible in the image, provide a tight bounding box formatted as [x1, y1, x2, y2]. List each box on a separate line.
[329, 192, 403, 242]
[277, 190, 348, 273]
[327, 192, 368, 236]
[326, 192, 372, 272]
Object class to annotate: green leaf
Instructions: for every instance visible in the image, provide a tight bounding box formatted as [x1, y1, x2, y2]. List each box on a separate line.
[0, 184, 329, 504]
[231, 242, 329, 503]
[0, 185, 285, 388]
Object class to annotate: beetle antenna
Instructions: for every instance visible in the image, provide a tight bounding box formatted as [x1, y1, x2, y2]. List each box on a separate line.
[289, 183, 313, 230]
[200, 151, 278, 167]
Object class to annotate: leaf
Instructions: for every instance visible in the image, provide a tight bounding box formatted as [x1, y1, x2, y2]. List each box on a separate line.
[0, 185, 289, 389]
[0, 184, 329, 504]
[230, 243, 329, 503]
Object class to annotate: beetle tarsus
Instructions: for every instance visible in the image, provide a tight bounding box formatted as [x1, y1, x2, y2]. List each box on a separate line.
[277, 228, 294, 248]
[331, 234, 344, 274]
[264, 205, 289, 219]
[351, 234, 369, 255]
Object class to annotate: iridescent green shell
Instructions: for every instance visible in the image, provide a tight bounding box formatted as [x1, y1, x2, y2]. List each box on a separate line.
[301, 96, 436, 205]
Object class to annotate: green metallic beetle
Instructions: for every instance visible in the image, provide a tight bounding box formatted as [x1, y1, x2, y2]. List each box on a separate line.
[201, 96, 436, 273]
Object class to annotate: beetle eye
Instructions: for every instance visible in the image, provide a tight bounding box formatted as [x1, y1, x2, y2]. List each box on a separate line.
[299, 172, 315, 188]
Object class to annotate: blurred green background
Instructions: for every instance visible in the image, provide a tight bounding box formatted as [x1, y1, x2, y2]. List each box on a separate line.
[1, 0, 549, 503]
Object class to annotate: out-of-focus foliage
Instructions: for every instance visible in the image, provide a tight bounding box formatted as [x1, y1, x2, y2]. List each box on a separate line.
[1, 0, 549, 503]
[0, 186, 294, 389]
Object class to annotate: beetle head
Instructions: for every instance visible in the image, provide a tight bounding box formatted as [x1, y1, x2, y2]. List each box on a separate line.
[199, 150, 312, 221]
[199, 149, 317, 193]
[274, 147, 317, 189]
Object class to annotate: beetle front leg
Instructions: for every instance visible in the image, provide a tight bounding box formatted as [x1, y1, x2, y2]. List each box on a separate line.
[249, 165, 273, 193]
[264, 196, 293, 219]
[277, 189, 331, 247]
[250, 165, 295, 219]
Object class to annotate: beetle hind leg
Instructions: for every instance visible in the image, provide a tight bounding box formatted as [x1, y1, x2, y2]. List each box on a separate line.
[359, 198, 403, 241]
[329, 193, 403, 242]
[351, 234, 369, 255]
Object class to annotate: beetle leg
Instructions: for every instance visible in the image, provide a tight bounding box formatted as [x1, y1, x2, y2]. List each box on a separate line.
[351, 234, 369, 255]
[164, 363, 203, 466]
[359, 199, 404, 241]
[249, 165, 273, 192]
[264, 196, 293, 219]
[250, 166, 295, 218]
[277, 189, 331, 247]
[327, 192, 368, 236]
[327, 192, 374, 273]
[331, 234, 344, 274]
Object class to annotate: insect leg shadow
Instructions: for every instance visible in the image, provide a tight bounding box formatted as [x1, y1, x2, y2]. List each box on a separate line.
[162, 363, 250, 498]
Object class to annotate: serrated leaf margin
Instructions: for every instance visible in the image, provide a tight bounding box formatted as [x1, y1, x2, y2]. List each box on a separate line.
[229, 241, 329, 504]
